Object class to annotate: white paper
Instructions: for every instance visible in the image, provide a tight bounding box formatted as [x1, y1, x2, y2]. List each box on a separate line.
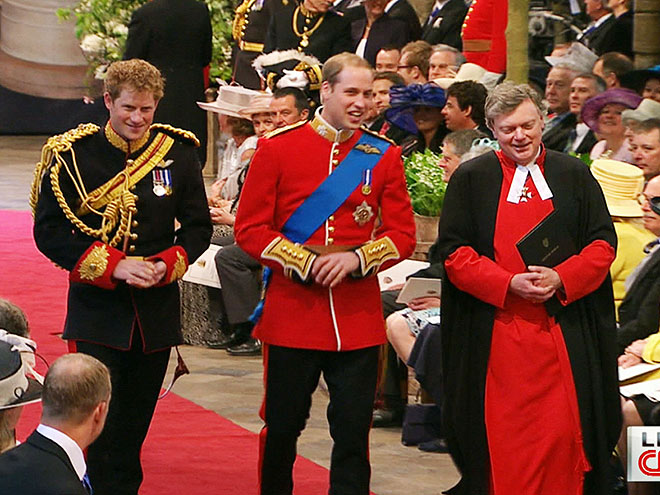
[619, 362, 660, 382]
[377, 259, 430, 291]
[182, 244, 222, 288]
[620, 378, 660, 401]
[395, 277, 441, 304]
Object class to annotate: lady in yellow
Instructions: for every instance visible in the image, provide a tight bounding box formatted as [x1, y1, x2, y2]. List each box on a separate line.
[591, 159, 654, 315]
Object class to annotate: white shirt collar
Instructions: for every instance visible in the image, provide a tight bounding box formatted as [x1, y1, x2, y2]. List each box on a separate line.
[37, 424, 86, 481]
[506, 149, 553, 204]
[593, 12, 613, 28]
[384, 0, 398, 13]
[432, 0, 450, 12]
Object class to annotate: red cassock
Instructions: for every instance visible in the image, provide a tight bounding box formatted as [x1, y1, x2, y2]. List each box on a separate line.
[235, 117, 417, 351]
[461, 0, 508, 74]
[444, 150, 614, 494]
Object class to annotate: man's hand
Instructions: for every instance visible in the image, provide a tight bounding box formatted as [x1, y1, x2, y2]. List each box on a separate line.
[408, 296, 441, 310]
[509, 272, 555, 303]
[527, 266, 563, 291]
[113, 259, 166, 288]
[618, 353, 642, 368]
[311, 252, 360, 288]
[625, 339, 648, 358]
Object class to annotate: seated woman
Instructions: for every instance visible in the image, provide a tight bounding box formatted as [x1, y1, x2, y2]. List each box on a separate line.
[385, 83, 447, 157]
[590, 159, 654, 314]
[181, 93, 275, 348]
[621, 65, 660, 104]
[582, 88, 642, 163]
[0, 299, 42, 454]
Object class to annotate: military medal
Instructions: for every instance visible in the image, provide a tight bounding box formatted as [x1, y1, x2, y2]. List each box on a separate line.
[361, 169, 372, 195]
[152, 169, 172, 196]
[353, 201, 374, 226]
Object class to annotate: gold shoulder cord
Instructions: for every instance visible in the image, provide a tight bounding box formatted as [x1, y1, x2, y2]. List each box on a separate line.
[30, 123, 137, 248]
[292, 5, 324, 48]
[232, 0, 257, 42]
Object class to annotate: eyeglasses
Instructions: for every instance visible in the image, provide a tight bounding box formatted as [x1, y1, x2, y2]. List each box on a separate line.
[397, 65, 412, 70]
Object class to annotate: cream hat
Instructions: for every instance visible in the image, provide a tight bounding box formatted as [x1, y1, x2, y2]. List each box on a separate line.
[197, 86, 260, 118]
[621, 98, 660, 123]
[238, 94, 274, 120]
[591, 159, 645, 218]
[432, 63, 487, 90]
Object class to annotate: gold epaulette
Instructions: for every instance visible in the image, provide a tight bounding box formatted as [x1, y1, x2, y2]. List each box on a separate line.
[264, 119, 307, 139]
[150, 123, 200, 147]
[360, 126, 396, 146]
[29, 123, 100, 214]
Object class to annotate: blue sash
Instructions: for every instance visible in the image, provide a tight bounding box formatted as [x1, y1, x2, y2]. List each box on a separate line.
[281, 132, 390, 243]
[249, 131, 391, 323]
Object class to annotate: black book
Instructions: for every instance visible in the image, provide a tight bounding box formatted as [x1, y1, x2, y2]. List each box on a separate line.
[516, 210, 577, 315]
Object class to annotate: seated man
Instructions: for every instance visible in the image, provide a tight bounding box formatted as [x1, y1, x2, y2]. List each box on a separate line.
[441, 80, 490, 135]
[0, 353, 111, 495]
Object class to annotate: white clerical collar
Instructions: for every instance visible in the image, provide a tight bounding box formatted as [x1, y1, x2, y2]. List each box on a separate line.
[310, 109, 354, 143]
[506, 149, 553, 204]
[37, 424, 86, 480]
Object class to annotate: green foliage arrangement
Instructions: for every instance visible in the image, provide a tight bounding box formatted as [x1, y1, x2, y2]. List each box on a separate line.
[404, 149, 447, 217]
[568, 151, 593, 167]
[57, 0, 234, 83]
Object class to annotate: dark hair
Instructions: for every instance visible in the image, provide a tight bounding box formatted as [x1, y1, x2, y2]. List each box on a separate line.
[401, 41, 432, 78]
[42, 354, 111, 425]
[272, 87, 311, 113]
[378, 44, 401, 54]
[374, 71, 405, 86]
[446, 80, 488, 126]
[573, 72, 607, 93]
[0, 299, 29, 338]
[599, 52, 634, 81]
[226, 116, 255, 137]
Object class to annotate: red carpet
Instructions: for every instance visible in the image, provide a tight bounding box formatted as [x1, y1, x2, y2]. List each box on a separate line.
[1, 209, 330, 494]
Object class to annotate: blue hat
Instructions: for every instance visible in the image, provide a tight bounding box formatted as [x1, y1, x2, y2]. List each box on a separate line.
[385, 84, 446, 134]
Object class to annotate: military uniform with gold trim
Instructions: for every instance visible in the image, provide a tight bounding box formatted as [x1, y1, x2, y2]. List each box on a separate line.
[234, 112, 415, 494]
[231, 0, 275, 88]
[264, 0, 353, 63]
[32, 122, 212, 495]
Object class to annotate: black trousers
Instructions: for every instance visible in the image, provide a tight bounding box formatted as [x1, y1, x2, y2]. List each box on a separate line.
[76, 336, 170, 495]
[260, 345, 380, 495]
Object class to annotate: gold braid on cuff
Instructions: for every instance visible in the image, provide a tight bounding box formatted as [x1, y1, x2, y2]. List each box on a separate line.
[261, 237, 317, 281]
[355, 236, 400, 276]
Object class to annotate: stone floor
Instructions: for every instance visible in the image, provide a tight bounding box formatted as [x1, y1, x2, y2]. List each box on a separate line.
[0, 134, 459, 494]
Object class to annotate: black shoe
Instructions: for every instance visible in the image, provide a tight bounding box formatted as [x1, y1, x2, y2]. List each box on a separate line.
[227, 338, 261, 356]
[418, 438, 448, 453]
[206, 333, 237, 350]
[372, 408, 403, 428]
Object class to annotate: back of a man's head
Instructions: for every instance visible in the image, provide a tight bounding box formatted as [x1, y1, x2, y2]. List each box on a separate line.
[594, 52, 633, 88]
[42, 353, 111, 426]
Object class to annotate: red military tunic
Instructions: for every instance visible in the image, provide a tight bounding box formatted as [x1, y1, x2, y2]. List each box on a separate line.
[235, 113, 417, 351]
[461, 0, 508, 74]
[444, 149, 614, 494]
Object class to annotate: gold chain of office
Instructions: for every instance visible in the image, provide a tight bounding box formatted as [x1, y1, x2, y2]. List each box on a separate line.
[292, 5, 324, 48]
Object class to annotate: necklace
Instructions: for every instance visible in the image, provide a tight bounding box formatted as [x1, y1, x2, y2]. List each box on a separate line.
[292, 4, 324, 48]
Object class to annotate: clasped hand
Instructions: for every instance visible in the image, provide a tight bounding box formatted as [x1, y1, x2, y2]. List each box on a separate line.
[509, 265, 562, 303]
[112, 259, 167, 288]
[311, 252, 360, 288]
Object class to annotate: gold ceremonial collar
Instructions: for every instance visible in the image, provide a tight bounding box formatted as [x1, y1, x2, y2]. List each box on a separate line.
[310, 111, 353, 143]
[105, 122, 151, 154]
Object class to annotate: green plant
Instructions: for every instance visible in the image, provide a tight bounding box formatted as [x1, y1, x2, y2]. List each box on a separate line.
[568, 151, 593, 167]
[57, 0, 234, 84]
[404, 149, 446, 217]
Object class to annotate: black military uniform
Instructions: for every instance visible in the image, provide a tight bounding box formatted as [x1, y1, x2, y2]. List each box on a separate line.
[32, 122, 212, 495]
[231, 0, 275, 89]
[264, 0, 353, 63]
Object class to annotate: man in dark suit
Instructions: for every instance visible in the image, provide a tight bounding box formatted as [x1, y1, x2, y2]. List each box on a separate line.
[124, 0, 212, 161]
[542, 64, 579, 151]
[564, 73, 605, 154]
[617, 176, 660, 353]
[385, 0, 422, 40]
[579, 0, 616, 55]
[0, 353, 111, 495]
[421, 0, 468, 50]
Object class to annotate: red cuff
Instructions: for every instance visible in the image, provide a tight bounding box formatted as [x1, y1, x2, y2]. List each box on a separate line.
[147, 246, 189, 286]
[70, 241, 125, 289]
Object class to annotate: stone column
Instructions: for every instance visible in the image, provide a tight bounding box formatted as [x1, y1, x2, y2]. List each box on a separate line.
[0, 0, 88, 98]
[634, 0, 660, 68]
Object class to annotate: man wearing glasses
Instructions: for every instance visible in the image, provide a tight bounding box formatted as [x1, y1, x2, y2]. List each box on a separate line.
[397, 41, 431, 85]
